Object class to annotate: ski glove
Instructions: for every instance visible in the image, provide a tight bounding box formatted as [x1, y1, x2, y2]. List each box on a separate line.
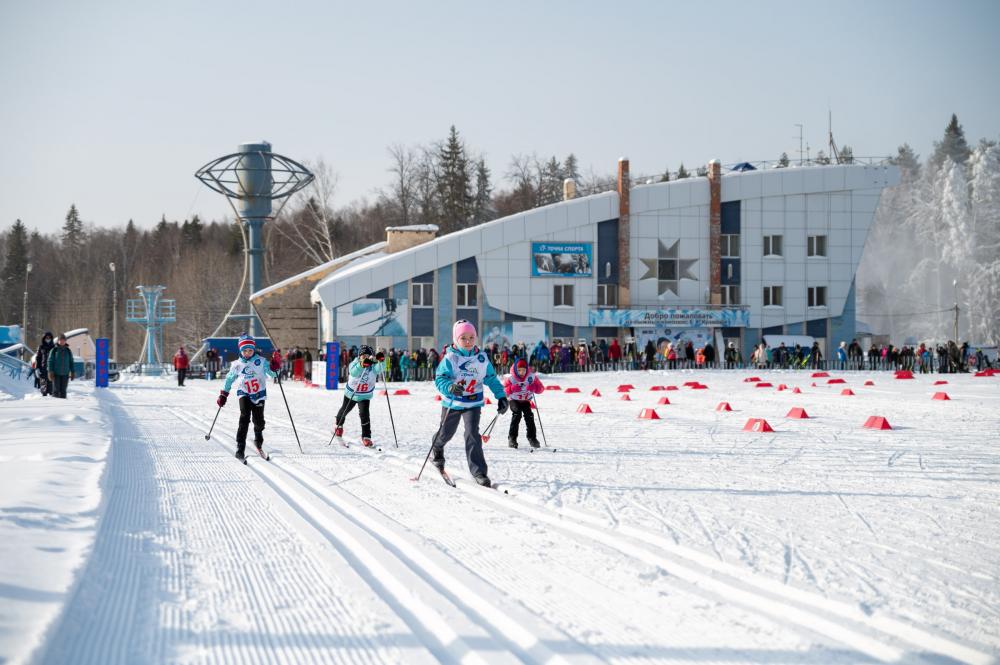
[217, 390, 229, 407]
[376, 351, 385, 362]
[361, 357, 374, 368]
[497, 397, 509, 415]
[447, 381, 466, 397]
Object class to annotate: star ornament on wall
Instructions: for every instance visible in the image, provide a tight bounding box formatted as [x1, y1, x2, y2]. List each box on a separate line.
[639, 240, 698, 297]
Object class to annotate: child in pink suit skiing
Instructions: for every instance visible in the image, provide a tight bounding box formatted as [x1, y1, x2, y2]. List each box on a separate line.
[503, 358, 544, 448]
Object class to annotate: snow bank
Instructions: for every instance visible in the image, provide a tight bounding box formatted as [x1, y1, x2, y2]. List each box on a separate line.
[0, 383, 110, 664]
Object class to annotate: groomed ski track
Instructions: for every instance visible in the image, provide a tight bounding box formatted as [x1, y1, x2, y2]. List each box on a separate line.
[36, 375, 1000, 664]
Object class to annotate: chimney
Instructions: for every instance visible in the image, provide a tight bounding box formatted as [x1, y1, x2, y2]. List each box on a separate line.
[617, 158, 631, 308]
[385, 224, 439, 254]
[707, 160, 722, 305]
[563, 178, 577, 200]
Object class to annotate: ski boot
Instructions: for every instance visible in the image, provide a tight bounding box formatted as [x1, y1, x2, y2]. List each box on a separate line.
[431, 446, 445, 471]
[473, 473, 492, 488]
[362, 437, 374, 448]
[508, 436, 518, 449]
[254, 439, 269, 460]
[333, 425, 344, 438]
[528, 436, 540, 449]
[235, 447, 246, 462]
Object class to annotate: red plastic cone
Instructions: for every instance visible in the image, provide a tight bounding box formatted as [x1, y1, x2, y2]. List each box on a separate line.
[665, 385, 679, 391]
[485, 397, 492, 405]
[933, 380, 948, 385]
[683, 381, 699, 387]
[564, 387, 580, 393]
[841, 388, 855, 396]
[811, 372, 829, 378]
[743, 418, 774, 432]
[657, 396, 671, 405]
[932, 392, 950, 400]
[745, 377, 762, 383]
[393, 389, 411, 396]
[620, 394, 632, 401]
[650, 385, 664, 391]
[378, 389, 388, 396]
[716, 402, 732, 411]
[863, 416, 892, 430]
[577, 403, 593, 413]
[617, 385, 631, 392]
[792, 387, 802, 394]
[863, 380, 875, 386]
[786, 407, 809, 419]
[591, 389, 602, 397]
[638, 408, 660, 420]
[777, 384, 788, 391]
[755, 382, 773, 388]
[692, 384, 708, 390]
[434, 394, 442, 401]
[546, 385, 561, 391]
[827, 378, 846, 384]
[895, 370, 914, 380]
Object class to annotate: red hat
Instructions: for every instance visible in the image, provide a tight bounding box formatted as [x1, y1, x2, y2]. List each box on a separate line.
[514, 358, 528, 377]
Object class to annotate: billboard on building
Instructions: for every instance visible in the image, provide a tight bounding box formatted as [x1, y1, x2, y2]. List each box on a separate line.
[512, 322, 547, 348]
[589, 307, 749, 328]
[531, 242, 592, 277]
[336, 298, 408, 336]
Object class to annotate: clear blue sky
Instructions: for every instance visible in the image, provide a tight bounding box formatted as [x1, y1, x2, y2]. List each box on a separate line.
[2, 0, 998, 234]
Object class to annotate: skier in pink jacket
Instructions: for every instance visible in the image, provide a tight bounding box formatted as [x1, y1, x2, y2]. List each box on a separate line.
[502, 358, 544, 449]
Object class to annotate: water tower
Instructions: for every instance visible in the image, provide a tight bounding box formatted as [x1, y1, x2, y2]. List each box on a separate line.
[195, 142, 314, 335]
[125, 285, 176, 374]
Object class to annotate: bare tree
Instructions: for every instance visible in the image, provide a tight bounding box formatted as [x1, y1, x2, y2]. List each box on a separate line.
[272, 159, 339, 265]
[386, 143, 418, 226]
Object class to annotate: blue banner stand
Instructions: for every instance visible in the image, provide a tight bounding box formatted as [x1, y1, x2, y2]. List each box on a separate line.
[95, 338, 109, 388]
[325, 341, 340, 390]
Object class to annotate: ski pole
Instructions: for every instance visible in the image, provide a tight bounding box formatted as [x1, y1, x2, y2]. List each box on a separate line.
[532, 395, 548, 447]
[480, 413, 499, 443]
[250, 303, 303, 454]
[412, 404, 451, 482]
[382, 373, 399, 448]
[204, 404, 222, 440]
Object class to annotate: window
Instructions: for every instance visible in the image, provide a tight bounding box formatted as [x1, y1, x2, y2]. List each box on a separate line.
[456, 283, 478, 307]
[658, 259, 677, 280]
[554, 284, 574, 307]
[808, 286, 827, 308]
[763, 235, 783, 257]
[597, 284, 617, 307]
[411, 283, 433, 307]
[721, 285, 740, 305]
[763, 285, 783, 307]
[721, 234, 740, 257]
[808, 235, 827, 257]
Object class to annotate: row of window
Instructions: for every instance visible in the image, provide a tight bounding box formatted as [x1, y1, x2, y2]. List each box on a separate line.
[722, 234, 827, 258]
[411, 283, 479, 308]
[414, 279, 826, 310]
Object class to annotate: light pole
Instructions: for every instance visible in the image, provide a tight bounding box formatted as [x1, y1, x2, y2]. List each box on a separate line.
[22, 263, 32, 360]
[952, 279, 959, 343]
[110, 262, 118, 364]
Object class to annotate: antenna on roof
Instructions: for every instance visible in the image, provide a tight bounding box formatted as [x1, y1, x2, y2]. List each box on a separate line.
[828, 108, 841, 164]
[794, 124, 804, 166]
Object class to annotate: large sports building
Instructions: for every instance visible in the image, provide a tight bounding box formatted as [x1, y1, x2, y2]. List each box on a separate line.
[256, 159, 898, 360]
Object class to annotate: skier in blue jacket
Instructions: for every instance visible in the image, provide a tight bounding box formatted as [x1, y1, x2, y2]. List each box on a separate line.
[332, 345, 385, 447]
[431, 320, 508, 487]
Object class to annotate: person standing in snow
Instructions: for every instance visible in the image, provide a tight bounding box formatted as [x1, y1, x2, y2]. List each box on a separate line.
[503, 358, 543, 449]
[216, 334, 278, 461]
[173, 346, 189, 386]
[430, 320, 508, 487]
[34, 331, 55, 397]
[332, 345, 385, 447]
[47, 333, 74, 399]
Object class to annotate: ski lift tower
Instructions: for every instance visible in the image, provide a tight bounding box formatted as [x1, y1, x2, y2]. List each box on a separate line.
[194, 142, 314, 336]
[126, 285, 176, 375]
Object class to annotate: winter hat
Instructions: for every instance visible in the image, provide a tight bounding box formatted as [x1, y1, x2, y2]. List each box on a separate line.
[359, 344, 374, 356]
[514, 358, 528, 378]
[453, 319, 477, 345]
[238, 334, 256, 352]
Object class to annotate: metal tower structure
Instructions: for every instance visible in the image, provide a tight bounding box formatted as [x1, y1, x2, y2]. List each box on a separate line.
[195, 142, 314, 336]
[125, 285, 176, 374]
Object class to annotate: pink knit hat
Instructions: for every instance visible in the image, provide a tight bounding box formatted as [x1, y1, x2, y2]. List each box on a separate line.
[453, 319, 477, 345]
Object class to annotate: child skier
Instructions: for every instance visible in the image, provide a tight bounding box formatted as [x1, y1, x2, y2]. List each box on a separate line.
[431, 320, 508, 487]
[503, 358, 544, 449]
[216, 334, 278, 461]
[332, 345, 384, 447]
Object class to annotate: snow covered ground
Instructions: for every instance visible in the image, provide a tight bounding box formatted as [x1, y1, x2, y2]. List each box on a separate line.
[1, 367, 998, 664]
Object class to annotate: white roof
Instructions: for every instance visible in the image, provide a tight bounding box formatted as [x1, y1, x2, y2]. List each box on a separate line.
[386, 224, 439, 232]
[251, 241, 387, 301]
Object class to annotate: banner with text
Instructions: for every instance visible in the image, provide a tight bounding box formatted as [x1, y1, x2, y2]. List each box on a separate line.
[531, 242, 592, 277]
[589, 308, 749, 328]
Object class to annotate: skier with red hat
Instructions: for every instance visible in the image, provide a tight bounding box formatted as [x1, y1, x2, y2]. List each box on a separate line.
[217, 334, 278, 462]
[502, 358, 544, 448]
[430, 320, 508, 487]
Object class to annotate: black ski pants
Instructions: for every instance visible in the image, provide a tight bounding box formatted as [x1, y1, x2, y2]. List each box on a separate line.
[508, 399, 537, 440]
[51, 374, 69, 399]
[177, 368, 186, 386]
[335, 396, 371, 438]
[432, 407, 487, 478]
[236, 397, 266, 452]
